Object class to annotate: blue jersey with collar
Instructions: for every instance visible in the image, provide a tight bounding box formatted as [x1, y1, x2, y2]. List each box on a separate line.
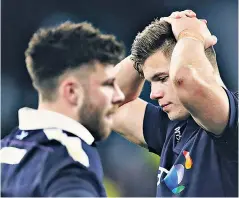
[143, 89, 238, 197]
[1, 128, 106, 197]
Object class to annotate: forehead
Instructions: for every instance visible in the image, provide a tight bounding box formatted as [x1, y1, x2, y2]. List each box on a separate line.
[64, 62, 116, 84]
[85, 62, 117, 85]
[143, 50, 170, 79]
[93, 62, 116, 79]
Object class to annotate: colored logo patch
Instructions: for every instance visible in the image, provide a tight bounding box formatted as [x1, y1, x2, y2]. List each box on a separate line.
[164, 164, 185, 194]
[183, 150, 193, 169]
[172, 185, 185, 194]
[162, 150, 193, 195]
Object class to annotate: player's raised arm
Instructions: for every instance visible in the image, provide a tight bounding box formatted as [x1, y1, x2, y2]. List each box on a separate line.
[113, 56, 147, 147]
[162, 16, 231, 135]
[114, 56, 145, 105]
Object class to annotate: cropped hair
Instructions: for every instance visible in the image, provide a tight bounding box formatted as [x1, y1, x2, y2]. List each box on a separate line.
[25, 21, 125, 100]
[131, 19, 217, 77]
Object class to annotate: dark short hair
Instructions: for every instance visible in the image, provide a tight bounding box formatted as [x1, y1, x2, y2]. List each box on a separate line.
[25, 21, 125, 100]
[131, 19, 217, 77]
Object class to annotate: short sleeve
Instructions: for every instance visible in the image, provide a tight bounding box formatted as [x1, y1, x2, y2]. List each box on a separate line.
[210, 89, 238, 159]
[143, 103, 170, 156]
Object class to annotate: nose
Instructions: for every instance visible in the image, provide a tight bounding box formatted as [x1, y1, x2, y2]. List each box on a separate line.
[150, 84, 164, 100]
[112, 83, 125, 105]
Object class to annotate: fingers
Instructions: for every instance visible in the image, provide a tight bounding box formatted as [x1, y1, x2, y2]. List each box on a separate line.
[169, 10, 196, 19]
[205, 35, 218, 49]
[160, 17, 174, 24]
[170, 11, 184, 19]
[161, 9, 201, 23]
[160, 16, 207, 26]
[181, 10, 197, 17]
[200, 19, 207, 24]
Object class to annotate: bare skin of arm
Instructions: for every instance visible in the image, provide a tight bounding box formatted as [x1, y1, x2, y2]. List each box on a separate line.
[167, 17, 229, 134]
[113, 56, 148, 147]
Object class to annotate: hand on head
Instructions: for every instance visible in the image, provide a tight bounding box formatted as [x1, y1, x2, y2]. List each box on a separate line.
[160, 10, 217, 49]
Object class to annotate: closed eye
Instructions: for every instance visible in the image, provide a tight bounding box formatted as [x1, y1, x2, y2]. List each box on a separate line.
[150, 72, 169, 83]
[102, 78, 115, 87]
[159, 76, 169, 83]
[152, 75, 169, 83]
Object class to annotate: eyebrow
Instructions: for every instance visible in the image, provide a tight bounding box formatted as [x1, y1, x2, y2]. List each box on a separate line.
[150, 72, 168, 81]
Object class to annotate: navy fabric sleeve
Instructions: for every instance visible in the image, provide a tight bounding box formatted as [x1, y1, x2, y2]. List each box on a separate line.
[209, 89, 238, 159]
[41, 146, 101, 197]
[143, 103, 170, 156]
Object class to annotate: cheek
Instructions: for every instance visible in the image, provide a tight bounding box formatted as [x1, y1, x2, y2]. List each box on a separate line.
[99, 88, 113, 105]
[88, 87, 111, 107]
[166, 81, 179, 100]
[167, 83, 175, 95]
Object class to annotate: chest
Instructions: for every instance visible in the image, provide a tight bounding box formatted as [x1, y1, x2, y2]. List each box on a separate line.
[156, 122, 236, 197]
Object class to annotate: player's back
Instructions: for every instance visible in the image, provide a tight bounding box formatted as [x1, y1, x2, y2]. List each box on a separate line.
[1, 108, 107, 197]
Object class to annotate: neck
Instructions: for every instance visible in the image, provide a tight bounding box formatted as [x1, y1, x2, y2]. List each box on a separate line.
[215, 74, 226, 89]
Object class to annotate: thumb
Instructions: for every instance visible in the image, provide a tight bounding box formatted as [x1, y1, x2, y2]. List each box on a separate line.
[205, 35, 217, 49]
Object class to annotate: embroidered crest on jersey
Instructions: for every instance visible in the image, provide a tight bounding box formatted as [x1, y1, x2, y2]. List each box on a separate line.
[16, 131, 29, 140]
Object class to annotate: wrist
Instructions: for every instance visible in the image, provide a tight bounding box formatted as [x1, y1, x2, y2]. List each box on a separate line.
[177, 29, 205, 48]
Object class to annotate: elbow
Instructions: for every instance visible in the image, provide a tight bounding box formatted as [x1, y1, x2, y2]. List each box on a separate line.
[171, 66, 202, 104]
[171, 66, 193, 89]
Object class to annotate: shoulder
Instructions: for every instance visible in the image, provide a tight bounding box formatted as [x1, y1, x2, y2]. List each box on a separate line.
[225, 89, 238, 103]
[41, 142, 104, 197]
[144, 103, 170, 131]
[43, 128, 90, 168]
[223, 89, 238, 128]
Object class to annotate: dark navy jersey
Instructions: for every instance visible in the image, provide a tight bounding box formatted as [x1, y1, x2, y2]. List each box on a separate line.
[143, 89, 238, 197]
[1, 108, 106, 197]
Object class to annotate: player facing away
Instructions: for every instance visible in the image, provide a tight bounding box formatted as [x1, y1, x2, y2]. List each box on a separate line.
[113, 10, 238, 197]
[1, 22, 125, 196]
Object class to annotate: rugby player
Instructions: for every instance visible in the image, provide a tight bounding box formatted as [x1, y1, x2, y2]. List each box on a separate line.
[1, 22, 125, 196]
[113, 10, 238, 196]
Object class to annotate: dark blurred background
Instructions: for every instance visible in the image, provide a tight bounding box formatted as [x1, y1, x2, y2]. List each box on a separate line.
[1, 0, 238, 196]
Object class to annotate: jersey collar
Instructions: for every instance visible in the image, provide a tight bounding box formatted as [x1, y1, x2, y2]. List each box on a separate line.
[18, 107, 94, 145]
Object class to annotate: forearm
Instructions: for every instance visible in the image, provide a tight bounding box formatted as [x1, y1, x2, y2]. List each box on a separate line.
[170, 38, 214, 81]
[115, 56, 145, 104]
[170, 38, 215, 101]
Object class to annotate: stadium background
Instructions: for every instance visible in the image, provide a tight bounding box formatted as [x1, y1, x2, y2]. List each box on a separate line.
[1, 0, 238, 196]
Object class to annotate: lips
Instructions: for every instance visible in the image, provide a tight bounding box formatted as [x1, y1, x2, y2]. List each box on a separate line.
[161, 103, 171, 108]
[106, 112, 115, 118]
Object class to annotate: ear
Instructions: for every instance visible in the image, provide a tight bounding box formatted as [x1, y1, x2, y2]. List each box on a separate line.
[59, 77, 84, 106]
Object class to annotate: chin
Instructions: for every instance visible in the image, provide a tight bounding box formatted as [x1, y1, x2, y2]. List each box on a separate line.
[103, 125, 112, 138]
[167, 110, 190, 121]
[97, 130, 112, 141]
[101, 131, 111, 140]
[96, 122, 112, 141]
